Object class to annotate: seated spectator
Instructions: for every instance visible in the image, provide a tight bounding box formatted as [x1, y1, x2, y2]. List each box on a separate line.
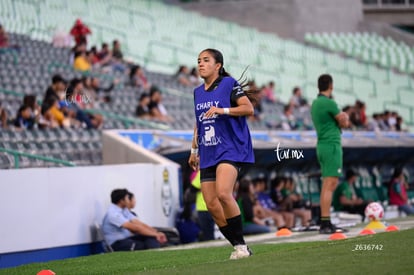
[23, 95, 41, 122]
[367, 113, 381, 132]
[69, 19, 91, 46]
[135, 93, 151, 119]
[41, 97, 70, 128]
[88, 77, 117, 103]
[252, 173, 294, 229]
[188, 67, 201, 86]
[261, 81, 276, 103]
[378, 112, 390, 131]
[44, 74, 67, 104]
[388, 167, 414, 215]
[102, 189, 168, 251]
[389, 111, 398, 131]
[129, 65, 151, 91]
[89, 46, 101, 66]
[280, 104, 298, 130]
[289, 87, 308, 110]
[0, 24, 9, 48]
[396, 115, 404, 132]
[73, 50, 92, 72]
[0, 24, 19, 51]
[333, 169, 369, 221]
[97, 42, 113, 68]
[0, 101, 8, 128]
[175, 65, 192, 87]
[14, 105, 35, 130]
[148, 86, 173, 122]
[63, 78, 101, 129]
[127, 191, 138, 217]
[342, 105, 355, 129]
[236, 179, 271, 235]
[283, 177, 312, 228]
[111, 39, 126, 73]
[82, 76, 98, 107]
[69, 42, 87, 65]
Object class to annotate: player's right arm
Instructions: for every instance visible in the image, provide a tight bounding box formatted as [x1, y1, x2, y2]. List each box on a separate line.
[335, 111, 350, 129]
[188, 124, 199, 171]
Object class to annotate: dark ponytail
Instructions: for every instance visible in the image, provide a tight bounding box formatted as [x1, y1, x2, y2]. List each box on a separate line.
[236, 65, 260, 105]
[202, 48, 259, 104]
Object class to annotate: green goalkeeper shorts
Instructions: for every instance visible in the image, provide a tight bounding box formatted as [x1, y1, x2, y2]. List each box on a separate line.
[316, 143, 343, 178]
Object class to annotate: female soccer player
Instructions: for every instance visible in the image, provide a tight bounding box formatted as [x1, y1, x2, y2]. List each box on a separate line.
[188, 48, 256, 259]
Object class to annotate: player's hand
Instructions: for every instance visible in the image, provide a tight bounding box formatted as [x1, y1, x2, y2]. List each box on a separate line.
[188, 153, 199, 171]
[204, 106, 222, 118]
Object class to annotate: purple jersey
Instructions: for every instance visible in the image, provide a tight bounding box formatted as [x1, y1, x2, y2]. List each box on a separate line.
[194, 76, 255, 169]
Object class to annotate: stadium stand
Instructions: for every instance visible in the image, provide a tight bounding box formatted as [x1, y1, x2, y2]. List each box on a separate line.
[1, 0, 413, 129]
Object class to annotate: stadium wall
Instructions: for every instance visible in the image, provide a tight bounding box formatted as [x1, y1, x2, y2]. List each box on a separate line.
[172, 0, 363, 40]
[0, 163, 181, 268]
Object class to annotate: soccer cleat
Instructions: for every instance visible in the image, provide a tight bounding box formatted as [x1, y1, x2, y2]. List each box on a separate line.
[229, 245, 252, 260]
[319, 224, 349, 234]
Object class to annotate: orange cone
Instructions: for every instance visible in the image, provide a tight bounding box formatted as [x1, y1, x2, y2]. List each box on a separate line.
[276, 228, 292, 237]
[359, 229, 376, 235]
[37, 270, 56, 275]
[386, 225, 399, 232]
[329, 232, 347, 240]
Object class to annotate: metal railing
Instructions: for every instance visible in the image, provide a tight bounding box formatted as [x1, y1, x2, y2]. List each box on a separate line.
[0, 147, 75, 169]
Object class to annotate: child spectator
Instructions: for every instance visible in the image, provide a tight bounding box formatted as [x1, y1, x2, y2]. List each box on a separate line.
[14, 105, 35, 130]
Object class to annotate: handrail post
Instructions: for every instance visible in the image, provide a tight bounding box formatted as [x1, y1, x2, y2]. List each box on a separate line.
[13, 152, 19, 169]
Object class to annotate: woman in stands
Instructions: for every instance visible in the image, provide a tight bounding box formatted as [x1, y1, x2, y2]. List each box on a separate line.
[188, 48, 257, 259]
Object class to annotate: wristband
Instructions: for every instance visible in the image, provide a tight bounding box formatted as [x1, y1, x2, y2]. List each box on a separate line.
[191, 148, 199, 154]
[223, 108, 230, 115]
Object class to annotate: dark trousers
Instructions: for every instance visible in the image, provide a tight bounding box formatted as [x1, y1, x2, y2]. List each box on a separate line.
[342, 203, 368, 221]
[111, 235, 160, 251]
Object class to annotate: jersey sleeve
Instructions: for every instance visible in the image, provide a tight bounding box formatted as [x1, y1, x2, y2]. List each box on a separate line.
[230, 81, 246, 105]
[327, 99, 341, 117]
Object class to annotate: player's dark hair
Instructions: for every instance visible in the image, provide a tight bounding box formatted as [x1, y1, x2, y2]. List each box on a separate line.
[318, 74, 333, 92]
[111, 189, 129, 204]
[201, 48, 259, 104]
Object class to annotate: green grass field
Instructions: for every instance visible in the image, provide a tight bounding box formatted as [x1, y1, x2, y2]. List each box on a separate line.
[2, 229, 413, 275]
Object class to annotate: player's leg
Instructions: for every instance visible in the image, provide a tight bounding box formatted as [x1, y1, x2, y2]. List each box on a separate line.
[201, 180, 226, 227]
[318, 144, 346, 233]
[216, 162, 251, 259]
